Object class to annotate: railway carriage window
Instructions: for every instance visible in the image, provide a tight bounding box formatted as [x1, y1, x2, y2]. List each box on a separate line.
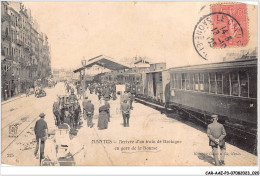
[194, 73, 199, 91]
[136, 76, 140, 83]
[216, 73, 223, 94]
[174, 74, 177, 88]
[199, 73, 204, 91]
[181, 73, 186, 90]
[209, 73, 216, 93]
[239, 71, 248, 97]
[171, 73, 175, 88]
[186, 74, 190, 90]
[174, 74, 178, 89]
[189, 74, 194, 90]
[203, 73, 209, 92]
[223, 73, 230, 95]
[177, 74, 182, 89]
[231, 72, 239, 96]
[249, 69, 257, 98]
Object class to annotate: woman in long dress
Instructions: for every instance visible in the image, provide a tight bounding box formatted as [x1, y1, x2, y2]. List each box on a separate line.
[97, 100, 108, 130]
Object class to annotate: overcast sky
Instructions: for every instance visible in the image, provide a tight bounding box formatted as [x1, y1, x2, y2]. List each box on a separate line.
[23, 1, 257, 70]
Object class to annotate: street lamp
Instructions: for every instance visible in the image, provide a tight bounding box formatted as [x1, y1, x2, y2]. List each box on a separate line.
[81, 58, 86, 99]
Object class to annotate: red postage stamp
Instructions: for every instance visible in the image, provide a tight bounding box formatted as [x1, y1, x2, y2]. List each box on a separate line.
[211, 3, 248, 47]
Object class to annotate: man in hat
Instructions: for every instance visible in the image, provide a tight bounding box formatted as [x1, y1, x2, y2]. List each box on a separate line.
[129, 92, 135, 110]
[105, 99, 110, 122]
[84, 99, 95, 128]
[53, 97, 61, 126]
[68, 89, 78, 103]
[82, 96, 88, 120]
[122, 91, 130, 105]
[207, 114, 226, 166]
[34, 113, 48, 159]
[120, 99, 130, 127]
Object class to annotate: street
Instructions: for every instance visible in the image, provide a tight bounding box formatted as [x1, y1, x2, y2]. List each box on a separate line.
[1, 82, 257, 166]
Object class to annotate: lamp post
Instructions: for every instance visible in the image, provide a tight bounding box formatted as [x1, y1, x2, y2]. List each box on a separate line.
[81, 58, 86, 99]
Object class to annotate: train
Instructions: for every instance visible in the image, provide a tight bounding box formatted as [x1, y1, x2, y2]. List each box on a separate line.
[99, 58, 257, 142]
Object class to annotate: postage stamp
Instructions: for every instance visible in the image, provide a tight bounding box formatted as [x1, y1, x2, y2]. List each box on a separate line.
[193, 3, 248, 60]
[211, 3, 248, 47]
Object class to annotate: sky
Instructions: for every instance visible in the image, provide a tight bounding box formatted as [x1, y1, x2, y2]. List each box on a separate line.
[22, 1, 258, 70]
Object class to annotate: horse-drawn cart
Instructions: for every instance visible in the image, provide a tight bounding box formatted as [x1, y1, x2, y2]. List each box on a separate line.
[57, 95, 82, 130]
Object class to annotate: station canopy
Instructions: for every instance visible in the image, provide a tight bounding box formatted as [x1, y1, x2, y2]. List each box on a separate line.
[73, 55, 129, 73]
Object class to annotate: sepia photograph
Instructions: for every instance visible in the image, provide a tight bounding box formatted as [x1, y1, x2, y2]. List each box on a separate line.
[0, 0, 258, 172]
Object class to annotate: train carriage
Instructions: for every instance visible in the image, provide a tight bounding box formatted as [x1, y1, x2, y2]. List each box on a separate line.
[166, 58, 257, 136]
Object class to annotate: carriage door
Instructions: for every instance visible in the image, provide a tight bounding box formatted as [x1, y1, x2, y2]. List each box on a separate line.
[152, 73, 156, 98]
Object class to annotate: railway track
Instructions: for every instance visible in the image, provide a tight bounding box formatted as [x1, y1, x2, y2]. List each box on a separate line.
[1, 94, 52, 154]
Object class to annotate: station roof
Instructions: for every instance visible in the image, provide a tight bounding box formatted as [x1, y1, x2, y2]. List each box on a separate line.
[73, 55, 130, 73]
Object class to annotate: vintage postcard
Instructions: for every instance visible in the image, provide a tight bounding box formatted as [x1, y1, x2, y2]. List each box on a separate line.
[1, 1, 258, 169]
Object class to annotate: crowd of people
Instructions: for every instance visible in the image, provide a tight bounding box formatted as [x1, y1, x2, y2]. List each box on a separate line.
[35, 81, 227, 166]
[52, 81, 135, 131]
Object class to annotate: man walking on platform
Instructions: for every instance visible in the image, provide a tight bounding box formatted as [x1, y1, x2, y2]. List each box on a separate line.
[53, 97, 61, 126]
[120, 100, 130, 127]
[34, 113, 48, 159]
[105, 100, 110, 122]
[82, 96, 88, 120]
[129, 93, 135, 110]
[122, 91, 130, 104]
[207, 114, 226, 166]
[86, 100, 94, 127]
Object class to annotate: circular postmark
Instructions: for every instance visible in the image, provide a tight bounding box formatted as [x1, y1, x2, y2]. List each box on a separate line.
[193, 12, 244, 60]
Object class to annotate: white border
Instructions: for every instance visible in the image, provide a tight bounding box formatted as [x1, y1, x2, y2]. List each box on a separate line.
[1, 0, 259, 175]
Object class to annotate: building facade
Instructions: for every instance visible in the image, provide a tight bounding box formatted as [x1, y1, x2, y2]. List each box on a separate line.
[52, 69, 77, 82]
[1, 1, 51, 100]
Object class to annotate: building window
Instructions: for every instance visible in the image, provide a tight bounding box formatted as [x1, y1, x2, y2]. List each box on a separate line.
[216, 73, 223, 94]
[209, 73, 216, 93]
[239, 71, 249, 97]
[231, 72, 239, 96]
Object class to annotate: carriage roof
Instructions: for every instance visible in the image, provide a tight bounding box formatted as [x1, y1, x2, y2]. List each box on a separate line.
[167, 58, 257, 72]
